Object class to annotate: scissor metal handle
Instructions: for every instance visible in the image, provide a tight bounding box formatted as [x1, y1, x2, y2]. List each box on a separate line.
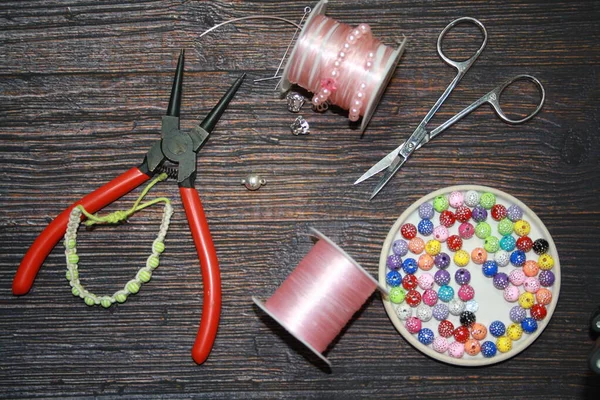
[437, 17, 488, 74]
[486, 74, 546, 124]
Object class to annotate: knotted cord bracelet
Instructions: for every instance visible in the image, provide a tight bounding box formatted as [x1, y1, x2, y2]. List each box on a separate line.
[63, 173, 173, 308]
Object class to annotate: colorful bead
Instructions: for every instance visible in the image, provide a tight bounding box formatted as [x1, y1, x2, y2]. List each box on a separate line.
[509, 269, 526, 286]
[500, 235, 517, 251]
[518, 292, 535, 309]
[494, 250, 510, 267]
[433, 303, 449, 320]
[538, 270, 555, 287]
[514, 220, 531, 237]
[471, 205, 488, 223]
[491, 204, 508, 221]
[454, 326, 470, 343]
[489, 320, 506, 337]
[387, 254, 403, 270]
[402, 274, 418, 290]
[418, 273, 435, 290]
[524, 277, 541, 293]
[418, 254, 435, 270]
[516, 236, 533, 252]
[507, 204, 523, 222]
[393, 239, 409, 256]
[448, 341, 465, 358]
[498, 219, 514, 236]
[507, 323, 524, 340]
[510, 306, 527, 323]
[531, 304, 547, 320]
[458, 222, 475, 239]
[434, 270, 451, 286]
[453, 250, 470, 267]
[396, 304, 412, 320]
[389, 287, 406, 303]
[425, 239, 442, 256]
[406, 290, 422, 307]
[138, 269, 152, 283]
[538, 254, 554, 270]
[481, 341, 497, 357]
[503, 285, 520, 302]
[439, 210, 456, 227]
[523, 260, 540, 277]
[464, 190, 480, 207]
[448, 298, 465, 315]
[510, 250, 526, 267]
[432, 336, 450, 353]
[386, 270, 402, 287]
[438, 285, 454, 302]
[532, 238, 550, 255]
[482, 260, 498, 277]
[493, 272, 510, 290]
[401, 223, 417, 240]
[464, 339, 481, 356]
[418, 202, 435, 219]
[448, 191, 464, 208]
[470, 323, 487, 340]
[521, 317, 538, 333]
[422, 289, 439, 306]
[471, 248, 488, 264]
[405, 316, 421, 333]
[402, 258, 418, 274]
[434, 252, 451, 269]
[458, 284, 475, 301]
[483, 236, 500, 253]
[455, 205, 472, 223]
[433, 195, 449, 212]
[455, 268, 471, 285]
[438, 319, 454, 338]
[416, 304, 433, 322]
[479, 192, 496, 209]
[465, 299, 479, 313]
[460, 311, 477, 327]
[496, 336, 513, 353]
[536, 288, 553, 305]
[153, 240, 165, 253]
[409, 237, 425, 254]
[433, 225, 449, 242]
[418, 219, 434, 236]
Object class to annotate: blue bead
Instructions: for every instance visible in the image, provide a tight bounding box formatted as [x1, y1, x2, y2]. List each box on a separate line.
[489, 320, 506, 337]
[418, 328, 435, 345]
[419, 202, 435, 219]
[500, 235, 516, 251]
[481, 341, 497, 357]
[438, 285, 454, 302]
[482, 260, 498, 277]
[387, 254, 403, 270]
[418, 219, 434, 236]
[472, 205, 488, 222]
[521, 317, 538, 333]
[402, 258, 418, 274]
[510, 250, 526, 267]
[386, 270, 402, 287]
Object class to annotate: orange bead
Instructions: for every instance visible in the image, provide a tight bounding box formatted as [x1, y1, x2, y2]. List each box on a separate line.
[418, 253, 434, 271]
[523, 260, 540, 277]
[409, 237, 425, 254]
[470, 323, 488, 340]
[471, 247, 488, 264]
[464, 339, 481, 356]
[536, 288, 553, 305]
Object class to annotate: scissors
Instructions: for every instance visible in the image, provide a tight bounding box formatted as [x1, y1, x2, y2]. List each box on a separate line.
[355, 17, 546, 199]
[12, 50, 245, 365]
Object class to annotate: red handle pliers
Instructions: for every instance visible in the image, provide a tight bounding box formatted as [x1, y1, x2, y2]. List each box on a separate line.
[12, 50, 245, 365]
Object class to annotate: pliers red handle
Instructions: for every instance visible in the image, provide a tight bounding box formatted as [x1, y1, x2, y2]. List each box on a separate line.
[12, 50, 245, 365]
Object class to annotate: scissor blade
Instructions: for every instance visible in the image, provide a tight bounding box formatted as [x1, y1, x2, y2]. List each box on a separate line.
[354, 143, 404, 185]
[369, 156, 408, 200]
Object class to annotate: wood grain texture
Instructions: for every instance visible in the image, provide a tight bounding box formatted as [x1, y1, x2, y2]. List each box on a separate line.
[1, 0, 599, 398]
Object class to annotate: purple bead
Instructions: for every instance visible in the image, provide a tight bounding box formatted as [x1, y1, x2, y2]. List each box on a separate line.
[471, 205, 488, 222]
[387, 254, 403, 270]
[507, 204, 523, 222]
[539, 270, 555, 287]
[432, 303, 449, 320]
[419, 202, 435, 219]
[434, 269, 451, 286]
[493, 272, 509, 290]
[434, 252, 451, 269]
[510, 306, 527, 323]
[455, 268, 471, 285]
[392, 239, 408, 257]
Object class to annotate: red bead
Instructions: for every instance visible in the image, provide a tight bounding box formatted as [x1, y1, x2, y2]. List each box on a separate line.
[530, 304, 547, 320]
[402, 274, 418, 290]
[447, 235, 463, 252]
[439, 210, 456, 227]
[405, 289, 422, 307]
[516, 236, 534, 252]
[438, 320, 455, 338]
[491, 204, 508, 221]
[454, 325, 470, 343]
[455, 206, 472, 223]
[401, 223, 417, 240]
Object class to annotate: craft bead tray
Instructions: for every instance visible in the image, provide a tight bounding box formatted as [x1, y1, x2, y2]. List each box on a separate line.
[379, 185, 560, 366]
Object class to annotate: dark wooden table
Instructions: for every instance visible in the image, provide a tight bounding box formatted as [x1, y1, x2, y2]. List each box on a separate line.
[1, 0, 599, 398]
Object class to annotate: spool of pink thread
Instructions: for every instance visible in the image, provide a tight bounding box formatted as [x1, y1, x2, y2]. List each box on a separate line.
[253, 228, 387, 365]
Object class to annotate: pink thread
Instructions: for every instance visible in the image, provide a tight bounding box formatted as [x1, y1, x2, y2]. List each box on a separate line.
[256, 230, 382, 363]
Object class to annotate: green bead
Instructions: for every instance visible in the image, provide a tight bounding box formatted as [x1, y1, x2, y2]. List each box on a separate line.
[72, 287, 80, 297]
[138, 269, 152, 283]
[115, 293, 128, 303]
[147, 255, 160, 269]
[127, 280, 140, 294]
[479, 192, 496, 209]
[433, 195, 449, 213]
[65, 239, 76, 249]
[475, 222, 492, 239]
[66, 270, 71, 281]
[67, 253, 79, 264]
[389, 287, 406, 304]
[100, 297, 112, 308]
[484, 236, 500, 253]
[498, 219, 514, 236]
[84, 296, 95, 306]
[153, 240, 165, 254]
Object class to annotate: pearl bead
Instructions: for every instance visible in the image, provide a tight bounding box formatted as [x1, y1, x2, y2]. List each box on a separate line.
[352, 28, 361, 38]
[347, 34, 357, 44]
[350, 107, 359, 115]
[338, 51, 346, 59]
[356, 91, 364, 99]
[349, 113, 360, 122]
[311, 96, 321, 106]
[318, 93, 327, 101]
[365, 61, 373, 69]
[322, 88, 330, 96]
[359, 23, 370, 34]
[359, 82, 367, 90]
[333, 60, 341, 68]
[343, 42, 351, 51]
[331, 69, 340, 78]
[353, 99, 363, 108]
[367, 51, 375, 59]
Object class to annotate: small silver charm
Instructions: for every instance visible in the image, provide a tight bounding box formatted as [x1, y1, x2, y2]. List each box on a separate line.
[312, 101, 329, 113]
[286, 92, 305, 113]
[241, 174, 266, 191]
[290, 116, 310, 136]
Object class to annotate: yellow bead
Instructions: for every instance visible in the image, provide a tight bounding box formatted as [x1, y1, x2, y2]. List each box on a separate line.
[514, 219, 531, 236]
[496, 336, 513, 353]
[507, 323, 524, 340]
[518, 292, 535, 309]
[454, 250, 470, 267]
[538, 254, 554, 270]
[425, 240, 441, 256]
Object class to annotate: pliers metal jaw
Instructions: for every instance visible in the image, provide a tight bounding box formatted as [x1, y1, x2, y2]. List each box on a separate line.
[13, 49, 245, 365]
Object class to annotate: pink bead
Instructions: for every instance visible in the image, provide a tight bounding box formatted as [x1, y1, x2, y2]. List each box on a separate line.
[333, 59, 342, 68]
[433, 225, 449, 242]
[358, 23, 371, 34]
[352, 28, 361, 38]
[347, 34, 357, 44]
[448, 341, 465, 358]
[367, 51, 375, 59]
[432, 336, 449, 353]
[365, 61, 373, 69]
[458, 222, 475, 240]
[311, 96, 322, 106]
[503, 285, 520, 302]
[317, 92, 327, 101]
[524, 277, 540, 293]
[458, 284, 475, 301]
[342, 42, 351, 51]
[405, 316, 421, 334]
[418, 273, 434, 290]
[331, 69, 340, 78]
[352, 99, 363, 108]
[509, 269, 526, 286]
[349, 113, 360, 122]
[422, 289, 438, 306]
[449, 191, 464, 208]
[359, 82, 367, 90]
[356, 91, 365, 99]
